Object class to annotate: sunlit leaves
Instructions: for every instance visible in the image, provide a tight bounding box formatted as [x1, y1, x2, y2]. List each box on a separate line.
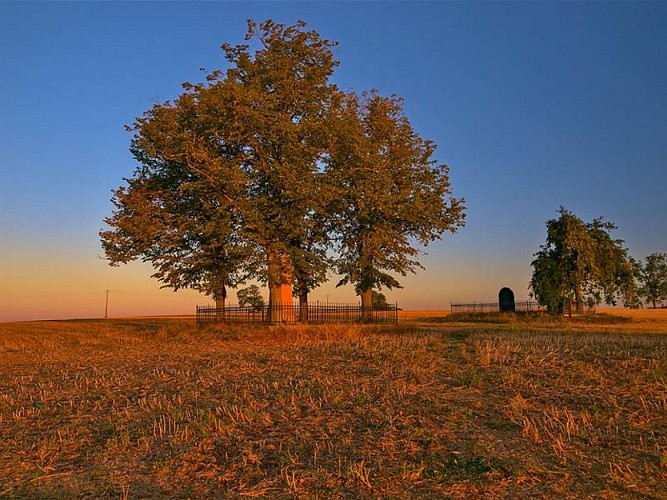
[101, 20, 464, 306]
[530, 207, 640, 313]
[639, 253, 667, 308]
[325, 91, 465, 303]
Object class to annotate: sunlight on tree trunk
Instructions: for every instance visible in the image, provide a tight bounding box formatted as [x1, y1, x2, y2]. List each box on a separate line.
[267, 250, 293, 323]
[575, 285, 585, 314]
[214, 285, 226, 321]
[360, 289, 373, 322]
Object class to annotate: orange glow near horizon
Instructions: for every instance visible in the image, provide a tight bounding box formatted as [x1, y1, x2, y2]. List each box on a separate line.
[1, 249, 533, 323]
[0, 248, 206, 322]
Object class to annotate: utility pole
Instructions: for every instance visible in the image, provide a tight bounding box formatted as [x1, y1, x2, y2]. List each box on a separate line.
[104, 290, 110, 319]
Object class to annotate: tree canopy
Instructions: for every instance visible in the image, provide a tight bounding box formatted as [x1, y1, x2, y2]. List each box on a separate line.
[639, 252, 667, 308]
[529, 207, 639, 314]
[326, 91, 465, 312]
[100, 19, 465, 315]
[371, 291, 389, 309]
[237, 285, 265, 311]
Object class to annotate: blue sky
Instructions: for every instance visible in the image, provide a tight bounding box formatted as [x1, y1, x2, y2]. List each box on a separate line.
[1, 2, 665, 321]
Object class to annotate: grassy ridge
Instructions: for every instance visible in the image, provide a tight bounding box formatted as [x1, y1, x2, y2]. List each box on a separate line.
[0, 318, 666, 498]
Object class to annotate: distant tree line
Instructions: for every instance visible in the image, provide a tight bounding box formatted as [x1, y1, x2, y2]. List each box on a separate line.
[100, 20, 465, 316]
[530, 207, 666, 313]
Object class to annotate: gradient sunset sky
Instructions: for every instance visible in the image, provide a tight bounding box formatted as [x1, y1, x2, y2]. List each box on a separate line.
[1, 2, 666, 322]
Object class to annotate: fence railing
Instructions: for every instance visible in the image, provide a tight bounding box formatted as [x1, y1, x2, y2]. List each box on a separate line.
[196, 302, 399, 325]
[450, 300, 544, 314]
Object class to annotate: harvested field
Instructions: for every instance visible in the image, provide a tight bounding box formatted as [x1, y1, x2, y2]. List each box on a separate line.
[398, 309, 450, 321]
[0, 313, 666, 498]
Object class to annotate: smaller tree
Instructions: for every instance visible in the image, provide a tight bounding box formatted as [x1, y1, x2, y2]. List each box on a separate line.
[530, 207, 639, 314]
[371, 290, 389, 309]
[237, 285, 265, 311]
[639, 253, 667, 308]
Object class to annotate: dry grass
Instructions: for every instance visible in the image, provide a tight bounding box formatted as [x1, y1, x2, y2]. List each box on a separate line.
[409, 307, 667, 335]
[398, 309, 450, 321]
[0, 314, 665, 498]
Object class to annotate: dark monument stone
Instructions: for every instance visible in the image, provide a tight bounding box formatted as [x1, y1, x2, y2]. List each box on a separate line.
[499, 287, 516, 313]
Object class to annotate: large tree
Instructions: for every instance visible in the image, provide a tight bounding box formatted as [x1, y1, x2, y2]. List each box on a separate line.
[325, 91, 465, 316]
[100, 150, 255, 314]
[220, 20, 338, 319]
[530, 207, 639, 314]
[639, 252, 667, 308]
[102, 20, 464, 321]
[101, 20, 337, 316]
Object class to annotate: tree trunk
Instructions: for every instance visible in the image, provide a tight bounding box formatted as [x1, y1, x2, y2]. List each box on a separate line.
[215, 284, 227, 321]
[567, 296, 573, 319]
[299, 289, 308, 323]
[267, 248, 292, 323]
[575, 284, 585, 314]
[268, 283, 282, 323]
[361, 288, 373, 322]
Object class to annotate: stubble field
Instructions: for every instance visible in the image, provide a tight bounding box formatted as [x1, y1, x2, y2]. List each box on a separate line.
[1, 310, 666, 498]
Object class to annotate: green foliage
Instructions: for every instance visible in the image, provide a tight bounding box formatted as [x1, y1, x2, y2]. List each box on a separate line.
[371, 290, 389, 308]
[326, 91, 465, 305]
[99, 154, 256, 298]
[217, 19, 338, 298]
[639, 252, 667, 308]
[100, 20, 464, 307]
[101, 19, 338, 302]
[236, 285, 265, 310]
[530, 207, 640, 313]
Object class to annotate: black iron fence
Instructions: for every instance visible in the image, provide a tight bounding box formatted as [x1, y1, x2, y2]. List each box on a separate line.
[196, 302, 399, 325]
[450, 300, 544, 314]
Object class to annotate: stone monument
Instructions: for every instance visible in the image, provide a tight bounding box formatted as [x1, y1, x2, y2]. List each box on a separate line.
[499, 287, 516, 313]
